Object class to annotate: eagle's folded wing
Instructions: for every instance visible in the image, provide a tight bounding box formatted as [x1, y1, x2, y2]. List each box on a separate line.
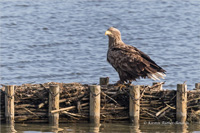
[109, 45, 166, 80]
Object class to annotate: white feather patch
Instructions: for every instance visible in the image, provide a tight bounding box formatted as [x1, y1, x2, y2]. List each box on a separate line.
[147, 72, 166, 80]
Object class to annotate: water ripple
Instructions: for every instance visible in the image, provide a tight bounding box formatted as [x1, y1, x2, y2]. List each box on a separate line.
[1, 0, 199, 89]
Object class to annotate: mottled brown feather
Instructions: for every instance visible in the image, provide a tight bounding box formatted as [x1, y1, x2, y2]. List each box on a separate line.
[106, 27, 166, 83]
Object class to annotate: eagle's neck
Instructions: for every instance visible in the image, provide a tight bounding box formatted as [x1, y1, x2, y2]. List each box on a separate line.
[108, 37, 123, 48]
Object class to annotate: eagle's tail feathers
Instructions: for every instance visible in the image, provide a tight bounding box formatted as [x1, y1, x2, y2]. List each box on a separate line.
[156, 72, 166, 79]
[147, 72, 166, 80]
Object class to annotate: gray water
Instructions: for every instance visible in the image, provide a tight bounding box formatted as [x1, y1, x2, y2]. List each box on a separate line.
[1, 122, 200, 133]
[0, 0, 200, 89]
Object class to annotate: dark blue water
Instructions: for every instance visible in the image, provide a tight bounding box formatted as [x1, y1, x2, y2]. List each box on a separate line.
[1, 0, 200, 89]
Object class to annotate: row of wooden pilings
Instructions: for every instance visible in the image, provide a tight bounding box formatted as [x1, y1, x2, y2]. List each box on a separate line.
[3, 79, 200, 125]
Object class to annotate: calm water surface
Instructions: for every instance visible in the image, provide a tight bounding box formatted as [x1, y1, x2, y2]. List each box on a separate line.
[1, 123, 200, 133]
[0, 0, 200, 89]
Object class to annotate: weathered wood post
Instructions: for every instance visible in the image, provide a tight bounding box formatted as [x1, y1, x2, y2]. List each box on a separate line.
[195, 83, 200, 90]
[89, 85, 101, 124]
[99, 77, 109, 85]
[176, 84, 187, 123]
[153, 82, 163, 90]
[129, 85, 140, 123]
[5, 85, 15, 124]
[48, 85, 60, 125]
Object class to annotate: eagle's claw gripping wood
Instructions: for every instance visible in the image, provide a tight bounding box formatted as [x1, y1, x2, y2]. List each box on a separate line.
[117, 84, 127, 91]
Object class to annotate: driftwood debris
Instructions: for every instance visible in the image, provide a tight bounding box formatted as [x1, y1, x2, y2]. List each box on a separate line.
[0, 81, 200, 123]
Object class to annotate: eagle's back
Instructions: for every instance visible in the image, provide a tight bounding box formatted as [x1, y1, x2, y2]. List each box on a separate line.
[107, 43, 166, 82]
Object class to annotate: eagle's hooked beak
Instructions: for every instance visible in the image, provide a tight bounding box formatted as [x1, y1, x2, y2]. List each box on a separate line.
[105, 30, 112, 36]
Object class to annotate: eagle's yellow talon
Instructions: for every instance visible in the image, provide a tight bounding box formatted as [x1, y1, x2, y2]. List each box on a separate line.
[115, 83, 127, 91]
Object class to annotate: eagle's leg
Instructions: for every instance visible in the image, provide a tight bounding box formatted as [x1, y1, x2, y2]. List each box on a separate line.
[114, 80, 127, 91]
[127, 80, 132, 86]
[118, 84, 127, 91]
[116, 80, 133, 91]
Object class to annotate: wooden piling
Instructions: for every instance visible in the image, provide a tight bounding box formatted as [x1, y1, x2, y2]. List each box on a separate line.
[89, 85, 101, 124]
[176, 84, 187, 123]
[129, 85, 140, 123]
[1, 81, 200, 123]
[48, 85, 60, 125]
[5, 85, 15, 124]
[195, 83, 200, 90]
[153, 82, 163, 90]
[100, 77, 109, 85]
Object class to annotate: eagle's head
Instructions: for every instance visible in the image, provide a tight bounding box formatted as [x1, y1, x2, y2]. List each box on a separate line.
[105, 27, 121, 40]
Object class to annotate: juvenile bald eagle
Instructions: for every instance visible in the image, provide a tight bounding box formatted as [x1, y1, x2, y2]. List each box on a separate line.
[105, 27, 166, 84]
